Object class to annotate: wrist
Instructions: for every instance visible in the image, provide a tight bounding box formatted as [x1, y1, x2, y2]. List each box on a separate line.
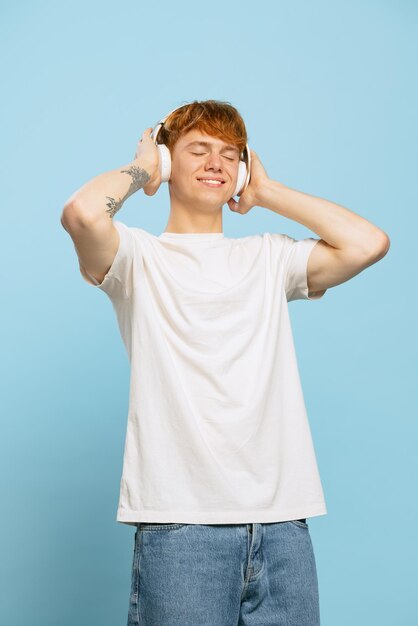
[130, 156, 154, 179]
[257, 178, 287, 212]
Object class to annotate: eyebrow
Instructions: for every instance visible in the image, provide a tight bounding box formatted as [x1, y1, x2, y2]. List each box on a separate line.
[185, 140, 240, 153]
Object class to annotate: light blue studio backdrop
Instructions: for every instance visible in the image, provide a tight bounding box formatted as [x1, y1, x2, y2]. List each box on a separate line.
[1, 1, 416, 625]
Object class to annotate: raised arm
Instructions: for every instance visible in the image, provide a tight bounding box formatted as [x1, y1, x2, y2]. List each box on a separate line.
[60, 128, 160, 285]
[229, 150, 390, 296]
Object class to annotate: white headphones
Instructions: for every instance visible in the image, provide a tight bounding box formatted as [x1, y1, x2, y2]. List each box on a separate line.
[150, 105, 251, 199]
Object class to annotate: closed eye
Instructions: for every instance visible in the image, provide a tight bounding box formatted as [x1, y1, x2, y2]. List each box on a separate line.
[191, 152, 236, 161]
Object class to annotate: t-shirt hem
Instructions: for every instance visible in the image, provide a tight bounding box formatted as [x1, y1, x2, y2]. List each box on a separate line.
[116, 503, 328, 526]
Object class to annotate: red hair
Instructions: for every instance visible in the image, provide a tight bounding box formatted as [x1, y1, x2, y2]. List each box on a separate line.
[157, 100, 248, 157]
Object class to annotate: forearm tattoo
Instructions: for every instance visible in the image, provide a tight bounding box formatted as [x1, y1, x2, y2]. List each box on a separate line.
[105, 166, 151, 218]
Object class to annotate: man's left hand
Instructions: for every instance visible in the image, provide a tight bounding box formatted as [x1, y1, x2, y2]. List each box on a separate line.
[227, 150, 270, 214]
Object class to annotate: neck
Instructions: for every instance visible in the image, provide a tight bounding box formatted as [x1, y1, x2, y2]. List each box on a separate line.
[164, 198, 224, 234]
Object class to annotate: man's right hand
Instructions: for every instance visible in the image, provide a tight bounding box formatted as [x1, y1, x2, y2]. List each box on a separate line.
[133, 127, 162, 196]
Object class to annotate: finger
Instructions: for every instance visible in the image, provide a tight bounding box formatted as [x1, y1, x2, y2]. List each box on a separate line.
[141, 128, 153, 142]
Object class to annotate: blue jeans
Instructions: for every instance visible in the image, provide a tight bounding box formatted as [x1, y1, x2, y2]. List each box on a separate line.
[127, 520, 320, 625]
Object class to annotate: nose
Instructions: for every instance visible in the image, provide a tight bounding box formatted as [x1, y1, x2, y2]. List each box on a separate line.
[204, 152, 222, 171]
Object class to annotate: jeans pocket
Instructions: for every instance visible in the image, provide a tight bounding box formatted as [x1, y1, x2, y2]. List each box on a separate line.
[289, 518, 309, 528]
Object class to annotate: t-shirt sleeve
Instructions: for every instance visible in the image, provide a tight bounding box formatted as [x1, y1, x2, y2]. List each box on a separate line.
[271, 233, 327, 302]
[78, 220, 139, 300]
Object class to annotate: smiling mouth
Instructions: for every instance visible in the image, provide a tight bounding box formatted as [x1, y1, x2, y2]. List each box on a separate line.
[197, 178, 225, 188]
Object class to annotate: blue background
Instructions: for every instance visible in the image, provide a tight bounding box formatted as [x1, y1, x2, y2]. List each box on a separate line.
[1, 0, 416, 624]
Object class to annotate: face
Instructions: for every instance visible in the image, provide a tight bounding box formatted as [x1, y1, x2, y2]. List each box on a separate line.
[168, 129, 241, 211]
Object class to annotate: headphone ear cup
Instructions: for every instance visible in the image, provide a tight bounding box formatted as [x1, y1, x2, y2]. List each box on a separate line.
[233, 160, 247, 197]
[157, 144, 171, 182]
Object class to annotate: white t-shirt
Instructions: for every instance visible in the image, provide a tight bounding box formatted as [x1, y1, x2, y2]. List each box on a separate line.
[80, 220, 328, 526]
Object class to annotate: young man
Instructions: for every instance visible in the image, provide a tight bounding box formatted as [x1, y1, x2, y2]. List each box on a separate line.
[61, 100, 390, 625]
